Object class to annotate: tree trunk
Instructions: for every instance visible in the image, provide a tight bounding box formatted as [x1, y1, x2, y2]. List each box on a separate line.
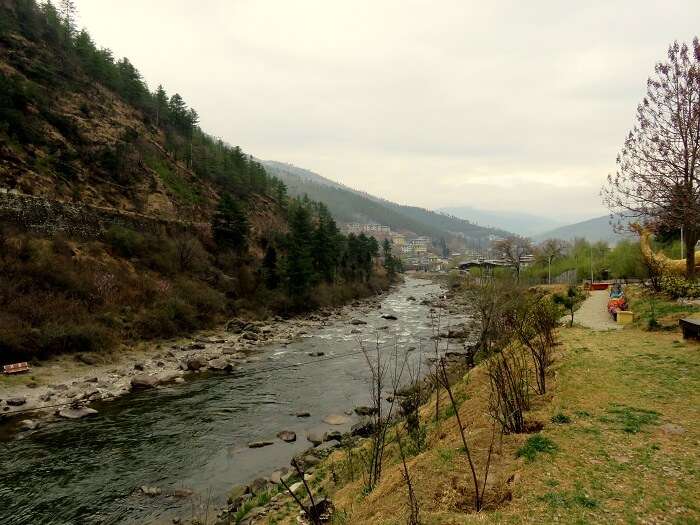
[685, 228, 697, 279]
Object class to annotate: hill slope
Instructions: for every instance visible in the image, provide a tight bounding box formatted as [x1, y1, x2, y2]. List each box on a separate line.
[263, 161, 510, 242]
[0, 1, 391, 362]
[534, 215, 631, 244]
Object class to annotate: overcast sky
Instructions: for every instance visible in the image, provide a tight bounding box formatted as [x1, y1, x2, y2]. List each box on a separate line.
[72, 1, 699, 222]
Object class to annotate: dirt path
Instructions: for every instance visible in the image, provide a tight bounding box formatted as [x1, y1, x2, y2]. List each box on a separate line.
[573, 290, 622, 330]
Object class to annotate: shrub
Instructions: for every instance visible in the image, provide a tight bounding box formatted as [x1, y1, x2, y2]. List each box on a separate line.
[136, 297, 198, 339]
[104, 225, 145, 258]
[173, 278, 226, 318]
[660, 274, 700, 298]
[37, 322, 116, 356]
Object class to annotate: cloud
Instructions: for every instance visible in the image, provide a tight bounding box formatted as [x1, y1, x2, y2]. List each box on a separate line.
[73, 0, 700, 221]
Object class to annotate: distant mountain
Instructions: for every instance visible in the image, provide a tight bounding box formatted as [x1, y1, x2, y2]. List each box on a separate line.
[438, 206, 564, 236]
[262, 161, 510, 242]
[533, 215, 632, 244]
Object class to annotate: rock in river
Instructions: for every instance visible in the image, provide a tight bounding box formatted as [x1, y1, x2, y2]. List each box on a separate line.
[19, 419, 39, 431]
[248, 440, 274, 449]
[140, 485, 162, 496]
[58, 407, 98, 419]
[323, 414, 350, 425]
[350, 319, 367, 325]
[131, 375, 159, 389]
[6, 397, 27, 407]
[381, 314, 398, 321]
[277, 430, 297, 442]
[306, 430, 325, 446]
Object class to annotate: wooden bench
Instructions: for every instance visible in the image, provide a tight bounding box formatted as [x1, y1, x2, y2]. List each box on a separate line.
[3, 362, 30, 374]
[679, 318, 700, 339]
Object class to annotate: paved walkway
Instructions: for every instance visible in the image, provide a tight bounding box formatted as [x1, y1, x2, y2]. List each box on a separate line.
[571, 290, 622, 331]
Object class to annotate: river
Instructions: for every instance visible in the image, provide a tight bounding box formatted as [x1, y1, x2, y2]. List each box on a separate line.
[0, 277, 465, 524]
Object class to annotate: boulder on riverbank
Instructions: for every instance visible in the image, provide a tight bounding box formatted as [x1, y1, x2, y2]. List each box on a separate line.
[57, 407, 98, 419]
[186, 357, 206, 371]
[208, 358, 233, 371]
[354, 406, 377, 416]
[131, 375, 158, 389]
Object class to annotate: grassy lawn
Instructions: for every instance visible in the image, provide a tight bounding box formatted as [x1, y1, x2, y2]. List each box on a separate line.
[497, 327, 700, 524]
[265, 324, 700, 525]
[627, 286, 700, 329]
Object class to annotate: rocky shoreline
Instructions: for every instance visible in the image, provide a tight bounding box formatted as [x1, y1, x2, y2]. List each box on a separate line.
[0, 290, 390, 435]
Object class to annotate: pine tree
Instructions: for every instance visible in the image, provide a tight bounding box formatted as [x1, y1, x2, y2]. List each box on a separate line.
[154, 85, 168, 126]
[312, 203, 339, 283]
[262, 244, 279, 289]
[212, 194, 248, 251]
[285, 204, 315, 304]
[383, 238, 396, 279]
[59, 0, 76, 36]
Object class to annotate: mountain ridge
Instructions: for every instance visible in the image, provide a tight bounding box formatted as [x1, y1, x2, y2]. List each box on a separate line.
[262, 160, 511, 244]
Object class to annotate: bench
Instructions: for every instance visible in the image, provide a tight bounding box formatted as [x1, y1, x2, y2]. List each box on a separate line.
[3, 362, 30, 374]
[679, 318, 700, 339]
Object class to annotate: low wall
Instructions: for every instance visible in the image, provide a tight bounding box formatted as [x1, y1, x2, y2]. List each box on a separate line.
[0, 189, 210, 240]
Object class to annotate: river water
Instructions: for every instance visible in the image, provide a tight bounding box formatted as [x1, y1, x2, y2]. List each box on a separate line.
[0, 277, 465, 525]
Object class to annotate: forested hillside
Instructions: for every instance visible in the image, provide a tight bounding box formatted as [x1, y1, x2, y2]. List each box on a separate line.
[263, 161, 509, 241]
[0, 0, 395, 361]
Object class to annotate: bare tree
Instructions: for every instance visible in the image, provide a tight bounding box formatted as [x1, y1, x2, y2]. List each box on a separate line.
[492, 236, 533, 281]
[486, 348, 531, 434]
[467, 277, 519, 359]
[514, 295, 559, 394]
[603, 38, 700, 278]
[395, 428, 420, 525]
[438, 359, 499, 512]
[359, 336, 406, 492]
[537, 239, 568, 284]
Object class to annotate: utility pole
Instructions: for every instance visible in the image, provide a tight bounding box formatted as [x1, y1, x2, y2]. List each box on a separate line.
[590, 244, 594, 285]
[681, 226, 685, 260]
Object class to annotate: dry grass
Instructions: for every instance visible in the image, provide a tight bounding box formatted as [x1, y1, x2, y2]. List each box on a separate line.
[266, 326, 700, 524]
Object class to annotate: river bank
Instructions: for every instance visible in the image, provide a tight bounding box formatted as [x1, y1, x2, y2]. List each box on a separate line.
[0, 276, 471, 525]
[235, 286, 700, 525]
[0, 284, 391, 435]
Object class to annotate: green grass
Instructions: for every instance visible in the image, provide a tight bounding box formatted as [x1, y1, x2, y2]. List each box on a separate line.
[603, 404, 660, 434]
[232, 489, 274, 523]
[517, 435, 558, 462]
[551, 412, 572, 424]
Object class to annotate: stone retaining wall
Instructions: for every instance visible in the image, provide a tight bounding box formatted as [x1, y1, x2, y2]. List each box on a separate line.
[0, 188, 210, 240]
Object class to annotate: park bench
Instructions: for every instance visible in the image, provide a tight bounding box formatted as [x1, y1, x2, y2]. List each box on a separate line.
[3, 362, 30, 374]
[679, 318, 700, 339]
